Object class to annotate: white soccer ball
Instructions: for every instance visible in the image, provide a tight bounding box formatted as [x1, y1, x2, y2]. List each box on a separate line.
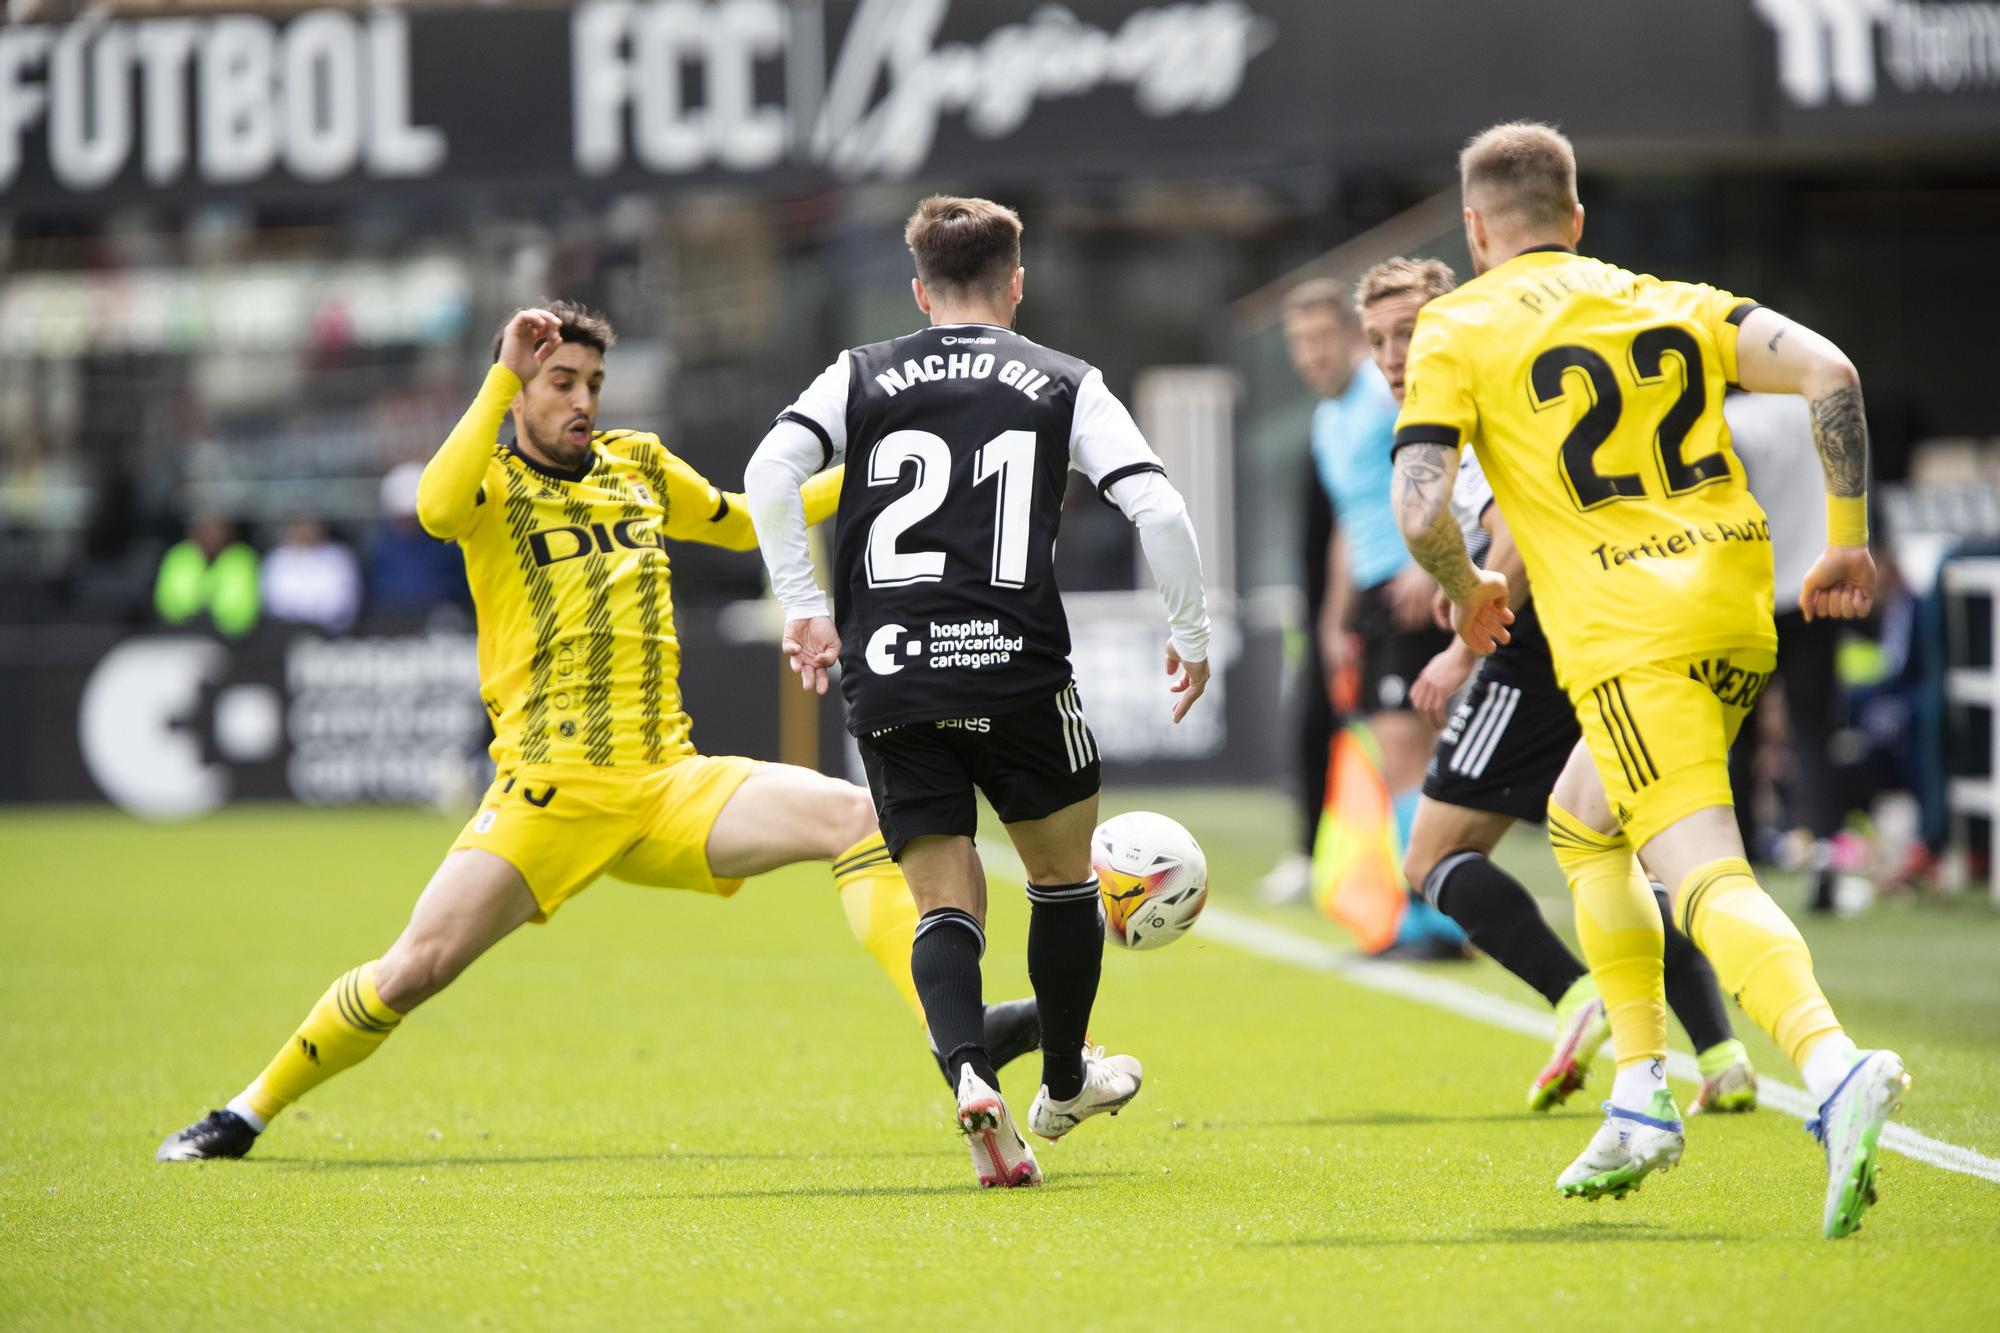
[1093, 811, 1208, 951]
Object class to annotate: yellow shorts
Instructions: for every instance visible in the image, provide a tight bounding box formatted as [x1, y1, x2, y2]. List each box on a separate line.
[448, 754, 760, 922]
[1572, 647, 1775, 852]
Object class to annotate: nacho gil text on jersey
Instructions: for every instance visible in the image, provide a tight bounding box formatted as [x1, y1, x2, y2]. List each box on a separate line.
[1590, 518, 1770, 571]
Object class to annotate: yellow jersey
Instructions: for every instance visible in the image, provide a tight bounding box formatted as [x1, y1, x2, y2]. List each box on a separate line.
[419, 365, 839, 770]
[1393, 247, 1776, 694]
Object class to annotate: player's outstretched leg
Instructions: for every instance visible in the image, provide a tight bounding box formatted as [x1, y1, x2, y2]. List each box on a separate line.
[157, 850, 538, 1161]
[1546, 757, 1683, 1200]
[1405, 800, 1607, 1111]
[698, 767, 1041, 1086]
[830, 826, 1041, 1085]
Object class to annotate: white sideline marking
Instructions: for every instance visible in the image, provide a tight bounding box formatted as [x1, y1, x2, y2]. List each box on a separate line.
[1198, 906, 2000, 1186]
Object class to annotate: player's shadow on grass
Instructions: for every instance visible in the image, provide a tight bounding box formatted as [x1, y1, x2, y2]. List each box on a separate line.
[254, 1148, 941, 1170]
[1201, 1110, 1543, 1131]
[1250, 1221, 1744, 1248]
[647, 1169, 1144, 1202]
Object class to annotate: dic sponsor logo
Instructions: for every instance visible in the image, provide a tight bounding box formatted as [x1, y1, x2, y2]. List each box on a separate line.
[526, 518, 664, 567]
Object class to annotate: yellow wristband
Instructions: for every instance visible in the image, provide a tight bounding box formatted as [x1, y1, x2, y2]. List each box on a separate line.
[1827, 495, 1869, 547]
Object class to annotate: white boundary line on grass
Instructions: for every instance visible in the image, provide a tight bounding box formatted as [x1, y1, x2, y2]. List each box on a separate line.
[1196, 906, 2000, 1185]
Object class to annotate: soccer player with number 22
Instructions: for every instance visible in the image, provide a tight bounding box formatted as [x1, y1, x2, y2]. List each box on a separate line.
[1390, 122, 1904, 1238]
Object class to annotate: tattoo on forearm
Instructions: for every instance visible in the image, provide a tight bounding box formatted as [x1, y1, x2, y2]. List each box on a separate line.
[1809, 385, 1869, 498]
[1393, 444, 1479, 600]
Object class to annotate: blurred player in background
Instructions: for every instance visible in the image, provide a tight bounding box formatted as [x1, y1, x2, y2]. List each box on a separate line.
[1283, 280, 1448, 807]
[1282, 279, 1466, 958]
[157, 302, 1036, 1162]
[1362, 257, 1754, 1115]
[1392, 122, 1906, 1237]
[747, 196, 1211, 1188]
[1725, 391, 1853, 913]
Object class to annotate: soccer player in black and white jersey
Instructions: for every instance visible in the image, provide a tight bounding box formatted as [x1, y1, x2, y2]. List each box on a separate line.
[746, 196, 1212, 1188]
[1360, 258, 1757, 1115]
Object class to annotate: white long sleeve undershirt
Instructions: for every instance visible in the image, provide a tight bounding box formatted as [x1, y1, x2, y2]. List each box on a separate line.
[745, 420, 833, 621]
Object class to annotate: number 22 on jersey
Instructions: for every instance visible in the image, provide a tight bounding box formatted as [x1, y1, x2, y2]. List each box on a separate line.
[864, 429, 1037, 590]
[1532, 323, 1731, 512]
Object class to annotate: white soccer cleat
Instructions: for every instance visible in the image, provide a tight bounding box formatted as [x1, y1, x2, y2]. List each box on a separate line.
[955, 1065, 1041, 1189]
[1809, 1049, 1909, 1239]
[1557, 1091, 1685, 1201]
[1027, 1046, 1144, 1142]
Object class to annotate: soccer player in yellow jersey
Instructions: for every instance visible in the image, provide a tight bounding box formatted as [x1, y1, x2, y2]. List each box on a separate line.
[157, 302, 1036, 1162]
[1390, 123, 1905, 1237]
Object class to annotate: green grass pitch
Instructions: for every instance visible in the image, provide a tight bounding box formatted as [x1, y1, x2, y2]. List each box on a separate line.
[4, 792, 1998, 1329]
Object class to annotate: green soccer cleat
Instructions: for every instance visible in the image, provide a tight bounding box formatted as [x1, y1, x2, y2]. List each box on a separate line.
[1809, 1049, 1909, 1239]
[1690, 1039, 1758, 1114]
[1530, 978, 1609, 1112]
[1557, 1090, 1684, 1201]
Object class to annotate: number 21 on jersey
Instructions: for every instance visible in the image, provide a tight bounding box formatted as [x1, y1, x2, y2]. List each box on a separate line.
[865, 429, 1036, 590]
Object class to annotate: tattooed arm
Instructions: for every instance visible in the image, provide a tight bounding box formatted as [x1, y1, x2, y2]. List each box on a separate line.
[1393, 443, 1512, 652]
[1392, 444, 1478, 598]
[1734, 307, 1868, 502]
[1732, 305, 1876, 620]
[1807, 384, 1868, 499]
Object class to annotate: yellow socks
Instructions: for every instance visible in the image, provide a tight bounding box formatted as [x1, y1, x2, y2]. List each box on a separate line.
[236, 962, 403, 1126]
[1547, 803, 1667, 1071]
[1676, 857, 1844, 1067]
[833, 835, 926, 1023]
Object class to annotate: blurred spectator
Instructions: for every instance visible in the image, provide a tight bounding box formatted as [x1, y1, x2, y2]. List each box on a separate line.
[1727, 391, 1848, 911]
[367, 462, 470, 618]
[262, 514, 362, 633]
[1260, 447, 1336, 904]
[1289, 281, 1446, 803]
[155, 513, 260, 638]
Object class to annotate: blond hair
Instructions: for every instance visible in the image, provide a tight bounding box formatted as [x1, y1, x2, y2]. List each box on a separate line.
[1355, 257, 1457, 313]
[904, 195, 1023, 295]
[1459, 121, 1578, 234]
[1280, 276, 1354, 324]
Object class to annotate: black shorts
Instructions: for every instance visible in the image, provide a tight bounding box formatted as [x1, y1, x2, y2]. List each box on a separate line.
[1421, 667, 1581, 824]
[1352, 578, 1452, 713]
[857, 682, 1102, 859]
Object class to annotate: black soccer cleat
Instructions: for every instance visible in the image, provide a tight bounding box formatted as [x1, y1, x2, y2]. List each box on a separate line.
[933, 999, 1042, 1088]
[984, 998, 1042, 1073]
[156, 1109, 259, 1162]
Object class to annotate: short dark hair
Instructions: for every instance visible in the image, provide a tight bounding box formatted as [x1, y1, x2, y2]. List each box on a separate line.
[490, 299, 616, 362]
[904, 195, 1023, 295]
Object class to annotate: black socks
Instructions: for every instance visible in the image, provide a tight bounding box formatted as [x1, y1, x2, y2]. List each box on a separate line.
[911, 908, 995, 1091]
[1026, 881, 1105, 1103]
[1425, 851, 1587, 1007]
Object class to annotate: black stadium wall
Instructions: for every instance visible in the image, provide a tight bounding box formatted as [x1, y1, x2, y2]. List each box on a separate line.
[0, 606, 1288, 814]
[2, 0, 1997, 215]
